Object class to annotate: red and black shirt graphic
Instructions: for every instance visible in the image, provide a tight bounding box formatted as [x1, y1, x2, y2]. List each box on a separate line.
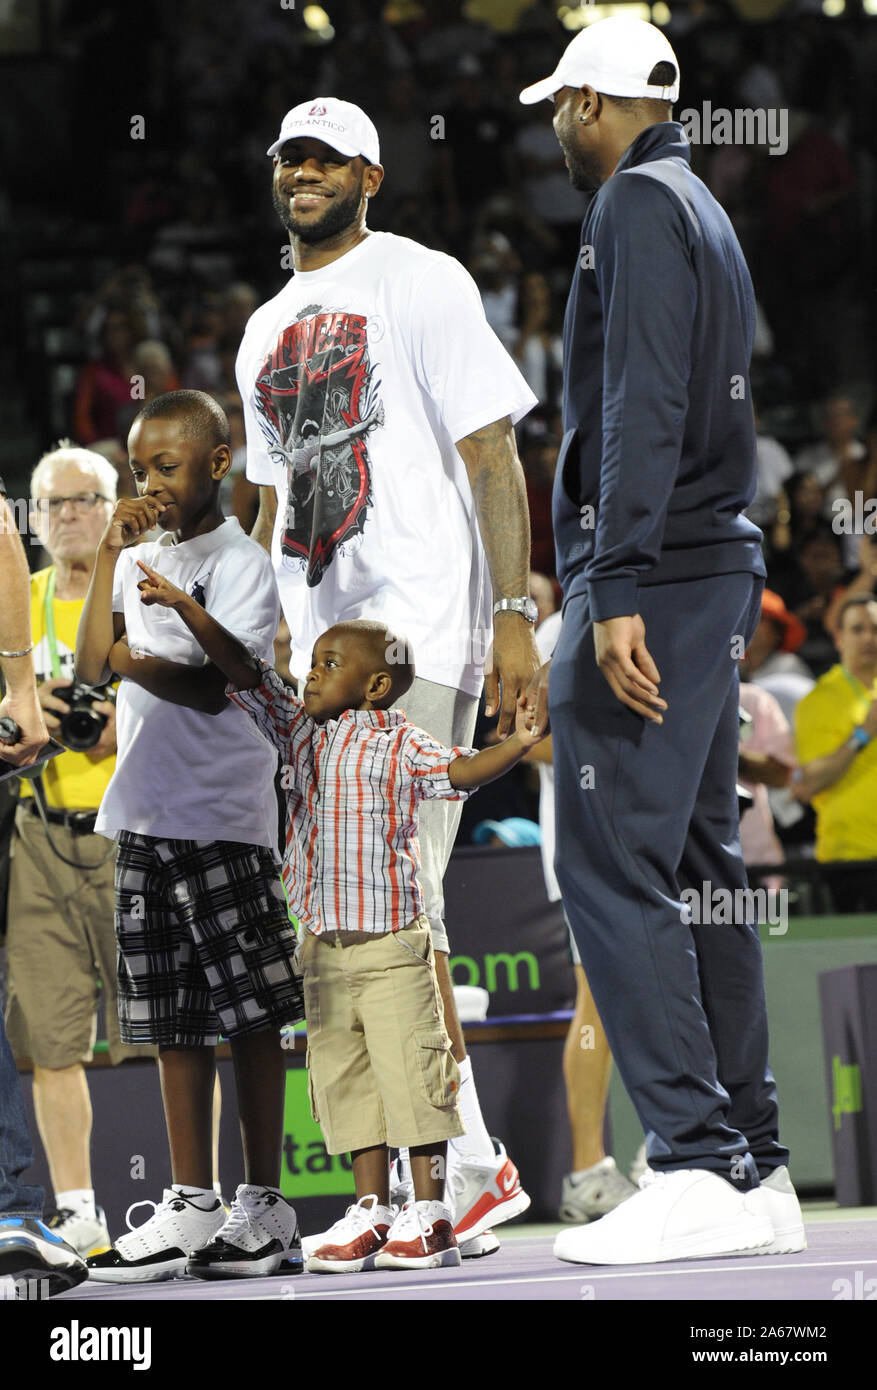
[254, 307, 384, 587]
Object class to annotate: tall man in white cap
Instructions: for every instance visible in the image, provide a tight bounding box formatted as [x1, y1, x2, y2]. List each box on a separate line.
[520, 17, 805, 1265]
[236, 98, 540, 1255]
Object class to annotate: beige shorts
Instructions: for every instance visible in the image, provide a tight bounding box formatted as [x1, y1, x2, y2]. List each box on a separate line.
[4, 805, 155, 1069]
[301, 917, 464, 1155]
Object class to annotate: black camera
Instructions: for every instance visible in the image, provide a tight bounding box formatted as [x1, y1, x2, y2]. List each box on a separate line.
[54, 683, 116, 752]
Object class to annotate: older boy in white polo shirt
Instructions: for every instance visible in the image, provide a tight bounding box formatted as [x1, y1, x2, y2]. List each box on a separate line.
[75, 390, 304, 1282]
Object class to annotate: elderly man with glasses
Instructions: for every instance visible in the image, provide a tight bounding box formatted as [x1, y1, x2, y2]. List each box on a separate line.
[3, 441, 152, 1259]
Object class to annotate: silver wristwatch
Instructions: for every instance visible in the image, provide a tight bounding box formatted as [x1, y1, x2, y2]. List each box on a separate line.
[493, 597, 539, 623]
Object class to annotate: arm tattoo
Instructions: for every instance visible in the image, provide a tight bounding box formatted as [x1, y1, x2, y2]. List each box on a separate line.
[456, 417, 531, 598]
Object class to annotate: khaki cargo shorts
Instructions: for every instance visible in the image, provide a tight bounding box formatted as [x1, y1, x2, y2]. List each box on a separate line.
[300, 917, 464, 1155]
[5, 805, 154, 1068]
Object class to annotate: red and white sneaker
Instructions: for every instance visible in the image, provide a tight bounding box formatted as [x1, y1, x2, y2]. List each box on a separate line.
[392, 1151, 499, 1258]
[447, 1139, 530, 1243]
[306, 1196, 394, 1273]
[374, 1201, 461, 1270]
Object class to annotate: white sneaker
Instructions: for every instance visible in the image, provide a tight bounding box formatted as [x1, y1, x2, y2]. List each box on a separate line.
[559, 1157, 638, 1223]
[446, 1139, 530, 1242]
[187, 1185, 302, 1279]
[459, 1230, 500, 1258]
[750, 1168, 807, 1255]
[306, 1195, 395, 1273]
[374, 1200, 461, 1270]
[554, 1168, 774, 1266]
[87, 1189, 225, 1282]
[46, 1206, 111, 1258]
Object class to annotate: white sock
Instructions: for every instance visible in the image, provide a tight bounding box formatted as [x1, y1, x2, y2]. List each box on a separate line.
[54, 1188, 96, 1220]
[448, 1057, 495, 1163]
[171, 1183, 218, 1208]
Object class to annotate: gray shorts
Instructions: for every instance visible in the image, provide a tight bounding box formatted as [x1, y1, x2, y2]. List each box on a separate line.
[392, 677, 479, 955]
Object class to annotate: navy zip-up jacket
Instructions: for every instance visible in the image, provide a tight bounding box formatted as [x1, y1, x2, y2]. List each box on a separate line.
[554, 122, 766, 620]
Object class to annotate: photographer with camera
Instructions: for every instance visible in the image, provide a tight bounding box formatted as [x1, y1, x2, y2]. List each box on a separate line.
[793, 594, 877, 911]
[4, 442, 150, 1259]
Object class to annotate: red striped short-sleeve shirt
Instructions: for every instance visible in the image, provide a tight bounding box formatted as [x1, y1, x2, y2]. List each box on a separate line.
[230, 666, 476, 935]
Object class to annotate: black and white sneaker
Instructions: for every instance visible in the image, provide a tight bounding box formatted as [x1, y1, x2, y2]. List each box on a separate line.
[0, 1216, 88, 1297]
[87, 1189, 225, 1283]
[187, 1185, 303, 1279]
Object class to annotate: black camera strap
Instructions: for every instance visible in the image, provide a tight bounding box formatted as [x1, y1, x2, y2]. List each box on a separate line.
[28, 773, 114, 872]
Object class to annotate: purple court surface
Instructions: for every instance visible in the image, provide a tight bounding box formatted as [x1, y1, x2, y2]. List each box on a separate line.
[55, 1208, 877, 1302]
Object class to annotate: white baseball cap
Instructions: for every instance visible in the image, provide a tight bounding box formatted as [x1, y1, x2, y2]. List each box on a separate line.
[519, 16, 680, 105]
[267, 98, 381, 164]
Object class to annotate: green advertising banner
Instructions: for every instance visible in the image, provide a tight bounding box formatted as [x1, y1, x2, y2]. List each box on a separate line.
[280, 1066, 356, 1200]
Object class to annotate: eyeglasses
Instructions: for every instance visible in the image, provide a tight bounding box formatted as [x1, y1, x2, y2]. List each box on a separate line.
[37, 493, 112, 515]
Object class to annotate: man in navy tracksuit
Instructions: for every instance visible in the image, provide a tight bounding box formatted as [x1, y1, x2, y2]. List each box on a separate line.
[520, 17, 805, 1265]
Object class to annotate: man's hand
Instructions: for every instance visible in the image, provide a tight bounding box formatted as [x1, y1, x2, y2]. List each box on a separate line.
[0, 688, 49, 767]
[101, 497, 165, 553]
[136, 559, 188, 609]
[484, 611, 542, 737]
[84, 700, 117, 763]
[36, 676, 73, 734]
[594, 615, 667, 724]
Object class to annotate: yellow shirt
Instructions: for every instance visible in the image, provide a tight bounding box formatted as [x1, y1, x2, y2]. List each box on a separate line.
[794, 663, 877, 862]
[21, 567, 116, 811]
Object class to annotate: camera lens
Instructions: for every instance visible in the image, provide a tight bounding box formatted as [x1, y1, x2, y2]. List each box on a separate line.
[60, 706, 104, 752]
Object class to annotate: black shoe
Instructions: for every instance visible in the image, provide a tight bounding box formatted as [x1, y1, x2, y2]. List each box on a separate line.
[0, 1216, 88, 1297]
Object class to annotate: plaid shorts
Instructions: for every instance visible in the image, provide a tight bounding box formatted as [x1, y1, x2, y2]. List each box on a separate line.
[114, 833, 304, 1047]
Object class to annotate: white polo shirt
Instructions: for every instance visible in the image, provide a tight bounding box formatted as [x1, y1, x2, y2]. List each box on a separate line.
[236, 231, 537, 697]
[95, 518, 281, 846]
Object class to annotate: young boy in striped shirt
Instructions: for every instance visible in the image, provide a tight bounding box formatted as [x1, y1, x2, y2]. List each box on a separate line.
[134, 560, 544, 1273]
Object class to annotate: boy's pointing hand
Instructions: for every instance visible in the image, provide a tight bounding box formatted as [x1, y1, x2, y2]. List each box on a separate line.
[136, 560, 188, 609]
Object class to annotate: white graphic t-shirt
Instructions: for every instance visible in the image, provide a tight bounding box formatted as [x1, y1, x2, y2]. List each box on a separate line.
[535, 610, 562, 903]
[95, 518, 281, 846]
[236, 231, 537, 696]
